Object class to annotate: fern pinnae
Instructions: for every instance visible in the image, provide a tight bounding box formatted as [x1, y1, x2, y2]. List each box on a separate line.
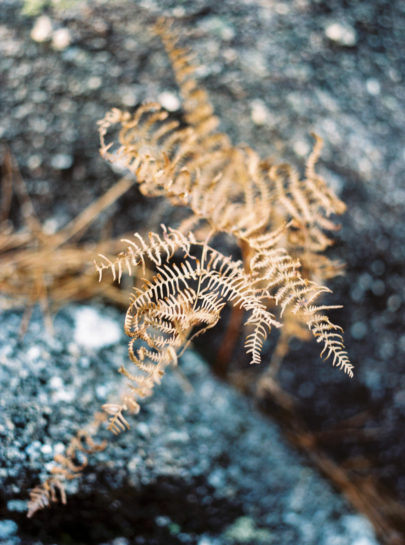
[27, 17, 357, 518]
[27, 478, 67, 519]
[304, 133, 345, 215]
[247, 238, 351, 372]
[51, 454, 86, 477]
[103, 404, 131, 435]
[305, 133, 323, 179]
[245, 326, 267, 365]
[244, 306, 281, 366]
[95, 227, 193, 282]
[154, 18, 222, 139]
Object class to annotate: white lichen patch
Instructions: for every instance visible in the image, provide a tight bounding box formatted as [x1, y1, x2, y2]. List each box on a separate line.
[73, 306, 121, 349]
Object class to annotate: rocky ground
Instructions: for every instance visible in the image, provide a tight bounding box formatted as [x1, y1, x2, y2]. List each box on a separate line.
[1, 0, 405, 543]
[0, 304, 379, 545]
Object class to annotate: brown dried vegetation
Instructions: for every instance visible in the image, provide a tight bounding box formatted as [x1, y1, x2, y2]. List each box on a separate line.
[0, 147, 134, 334]
[25, 17, 353, 517]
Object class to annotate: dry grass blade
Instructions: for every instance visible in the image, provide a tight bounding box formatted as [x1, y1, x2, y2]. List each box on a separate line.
[0, 148, 135, 330]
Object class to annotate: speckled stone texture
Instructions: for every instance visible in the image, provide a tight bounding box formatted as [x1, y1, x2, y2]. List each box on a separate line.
[1, 0, 405, 542]
[0, 305, 379, 545]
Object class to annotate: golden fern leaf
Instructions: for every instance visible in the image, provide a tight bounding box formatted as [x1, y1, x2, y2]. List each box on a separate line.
[99, 236, 282, 434]
[95, 226, 195, 281]
[250, 244, 353, 376]
[26, 15, 355, 520]
[27, 477, 67, 519]
[153, 17, 228, 143]
[305, 133, 346, 216]
[97, 17, 354, 384]
[306, 311, 353, 376]
[266, 134, 347, 285]
[26, 420, 107, 516]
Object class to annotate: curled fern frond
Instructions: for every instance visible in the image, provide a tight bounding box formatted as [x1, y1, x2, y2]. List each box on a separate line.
[100, 239, 283, 433]
[95, 17, 354, 438]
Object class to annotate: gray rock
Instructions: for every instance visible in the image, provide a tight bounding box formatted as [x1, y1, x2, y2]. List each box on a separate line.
[50, 153, 73, 170]
[324, 22, 357, 47]
[1, 0, 405, 541]
[0, 305, 380, 544]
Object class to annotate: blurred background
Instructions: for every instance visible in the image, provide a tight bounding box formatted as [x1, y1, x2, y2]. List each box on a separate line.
[1, 0, 405, 544]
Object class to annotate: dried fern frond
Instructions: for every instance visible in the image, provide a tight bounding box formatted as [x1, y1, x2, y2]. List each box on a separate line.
[99, 107, 274, 241]
[27, 15, 354, 517]
[99, 236, 282, 434]
[250, 245, 353, 376]
[27, 417, 107, 518]
[154, 17, 229, 144]
[27, 477, 67, 519]
[97, 16, 353, 381]
[267, 134, 347, 284]
[95, 226, 196, 281]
